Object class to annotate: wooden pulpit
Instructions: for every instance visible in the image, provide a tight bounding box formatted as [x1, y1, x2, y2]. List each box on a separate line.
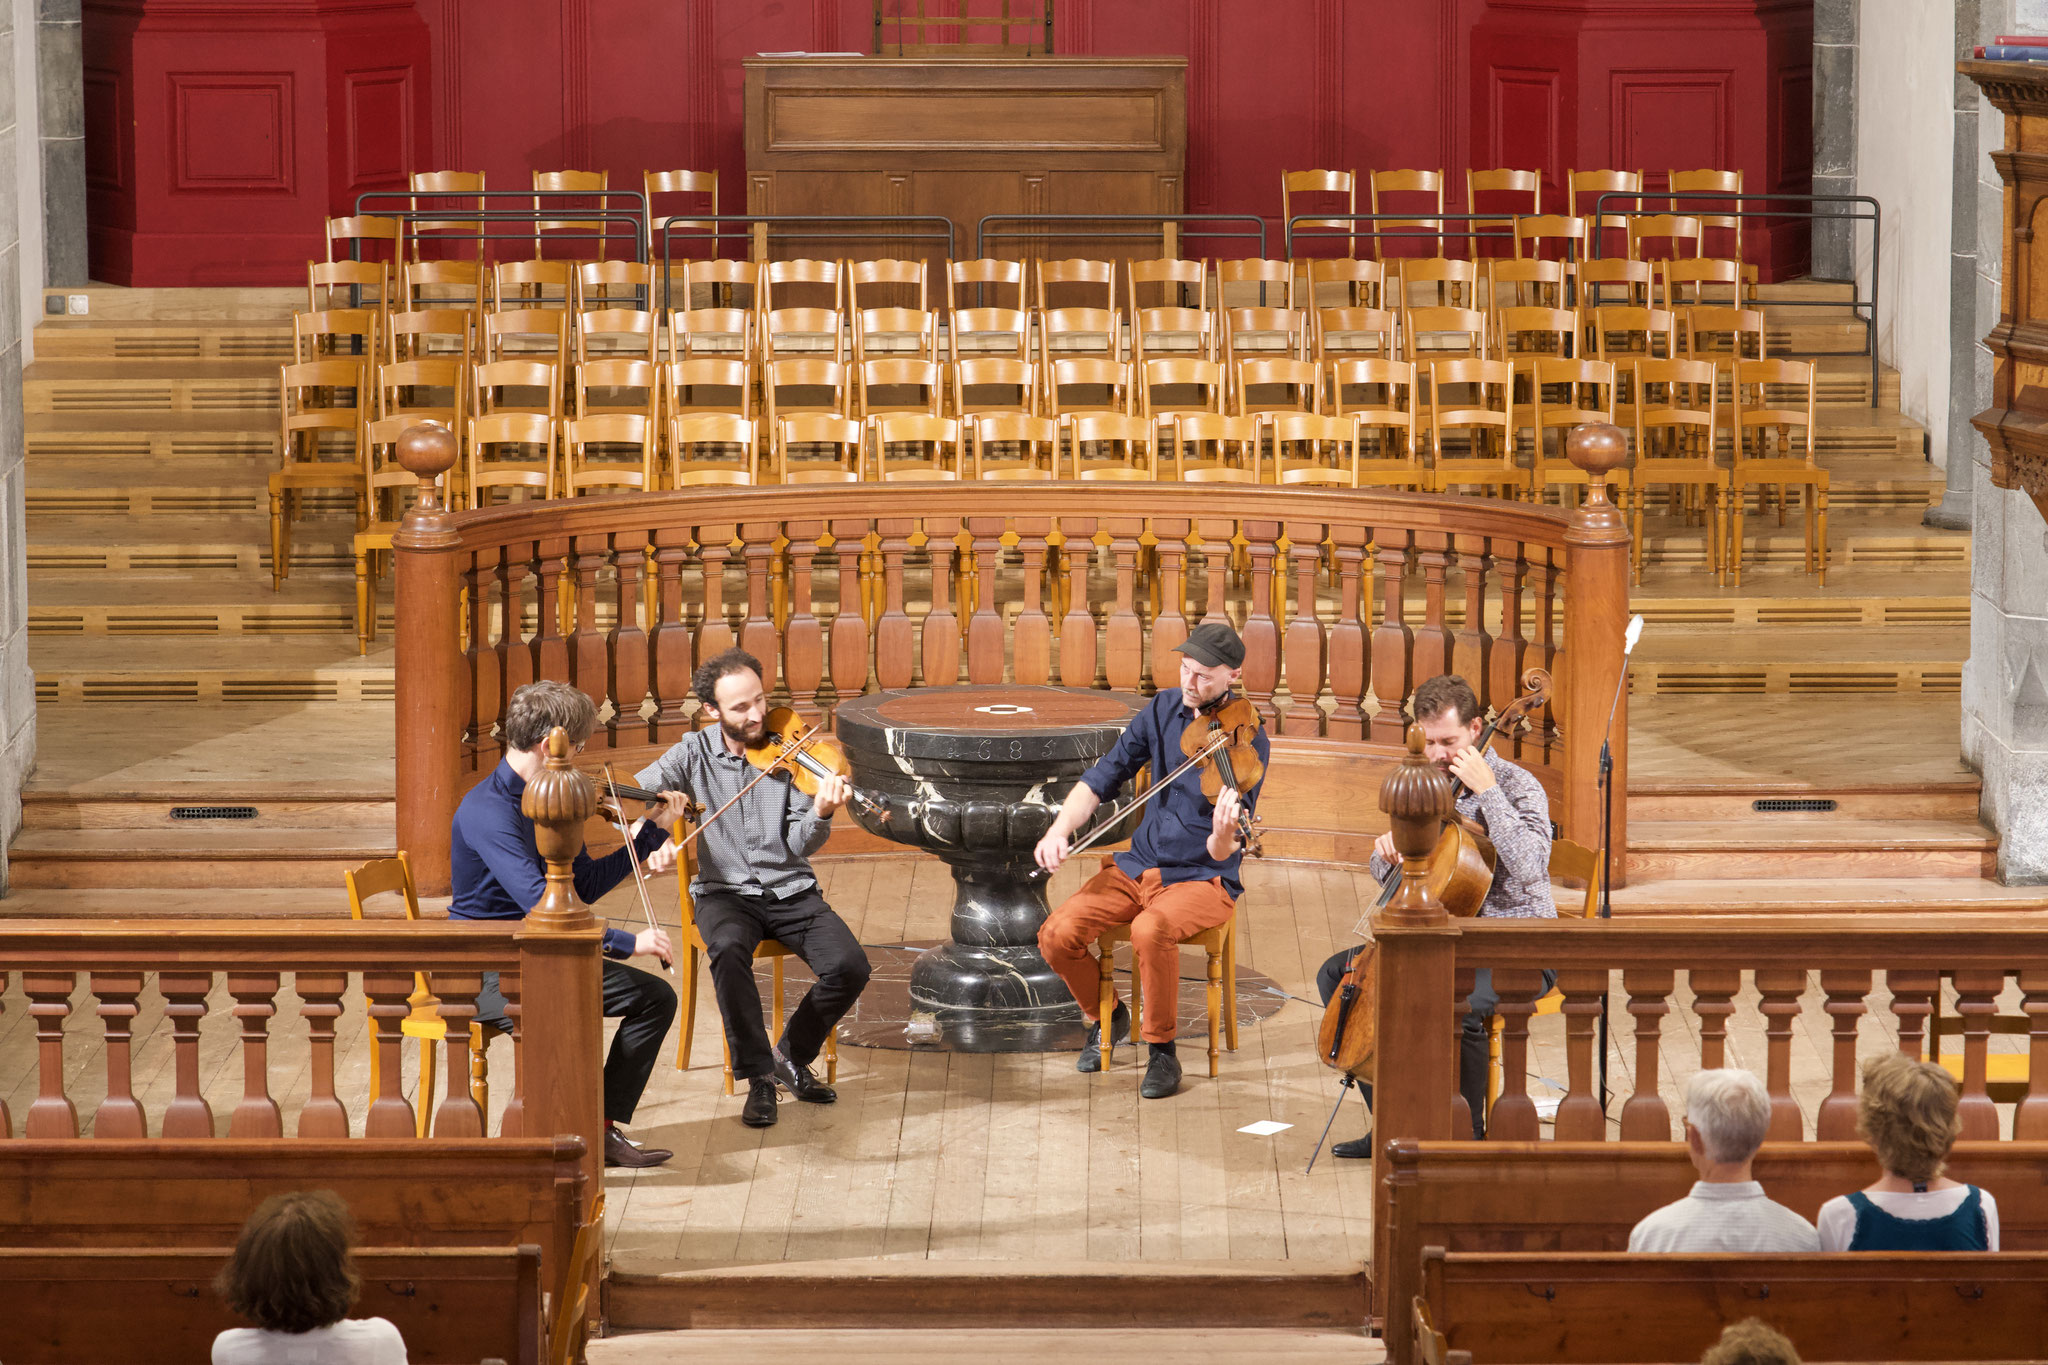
[1966, 59, 2048, 522]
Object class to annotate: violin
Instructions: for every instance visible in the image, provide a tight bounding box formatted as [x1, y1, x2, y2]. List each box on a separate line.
[1182, 692, 1266, 858]
[743, 706, 889, 825]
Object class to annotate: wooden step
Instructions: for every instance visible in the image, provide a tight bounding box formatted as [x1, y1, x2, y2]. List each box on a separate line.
[1610, 876, 2048, 915]
[1640, 508, 1970, 572]
[1628, 782, 1983, 821]
[1631, 624, 1964, 695]
[27, 575, 375, 638]
[25, 514, 353, 573]
[39, 284, 299, 321]
[33, 318, 293, 361]
[23, 456, 359, 521]
[24, 359, 278, 414]
[3, 826, 396, 888]
[1624, 816, 1997, 881]
[0, 885, 367, 917]
[1630, 567, 1969, 629]
[1755, 279, 1855, 304]
[19, 786, 392, 830]
[27, 411, 278, 463]
[30, 636, 394, 705]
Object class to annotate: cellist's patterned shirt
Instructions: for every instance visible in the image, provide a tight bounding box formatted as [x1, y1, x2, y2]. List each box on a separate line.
[1359, 748, 1553, 935]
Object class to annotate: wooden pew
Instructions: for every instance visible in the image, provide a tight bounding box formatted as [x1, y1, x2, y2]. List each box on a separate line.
[1379, 1141, 2048, 1350]
[0, 1139, 587, 1315]
[1420, 1248, 2048, 1364]
[1, 1246, 544, 1365]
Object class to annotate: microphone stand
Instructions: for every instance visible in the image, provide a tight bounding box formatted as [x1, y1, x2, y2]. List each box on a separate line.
[1594, 622, 1639, 1116]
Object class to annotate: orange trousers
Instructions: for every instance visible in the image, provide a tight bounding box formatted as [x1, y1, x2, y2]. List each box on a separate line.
[1037, 860, 1236, 1044]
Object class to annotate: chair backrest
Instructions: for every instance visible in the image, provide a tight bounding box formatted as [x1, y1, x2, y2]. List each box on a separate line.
[1328, 358, 1417, 420]
[1626, 213, 1703, 262]
[1567, 168, 1644, 231]
[473, 358, 562, 420]
[326, 214, 401, 265]
[969, 413, 1059, 480]
[1036, 257, 1116, 312]
[1039, 306, 1121, 363]
[484, 308, 569, 368]
[776, 413, 864, 482]
[666, 357, 751, 418]
[1169, 412, 1262, 482]
[666, 306, 753, 362]
[1215, 257, 1295, 309]
[379, 357, 466, 422]
[947, 257, 1026, 312]
[868, 413, 960, 480]
[1669, 167, 1744, 260]
[1308, 256, 1385, 311]
[850, 258, 929, 312]
[1548, 838, 1601, 918]
[1530, 358, 1617, 433]
[1588, 305, 1678, 364]
[1269, 410, 1361, 486]
[645, 168, 718, 238]
[564, 413, 655, 494]
[1733, 358, 1817, 462]
[1685, 305, 1767, 364]
[1282, 168, 1358, 253]
[948, 305, 1029, 362]
[574, 357, 657, 420]
[762, 258, 844, 312]
[575, 308, 657, 365]
[858, 357, 943, 417]
[1577, 257, 1653, 309]
[1140, 357, 1225, 417]
[1235, 356, 1320, 415]
[1393, 256, 1478, 310]
[402, 258, 484, 313]
[308, 260, 390, 314]
[493, 258, 575, 311]
[671, 413, 758, 485]
[1633, 358, 1718, 455]
[1488, 258, 1565, 312]
[345, 853, 420, 921]
[1370, 168, 1446, 259]
[1062, 411, 1154, 480]
[1221, 306, 1308, 362]
[386, 307, 474, 364]
[1126, 257, 1208, 314]
[683, 257, 759, 312]
[764, 356, 849, 422]
[1495, 305, 1577, 362]
[293, 308, 378, 362]
[1428, 358, 1514, 427]
[1659, 257, 1742, 311]
[1315, 307, 1396, 361]
[1512, 214, 1587, 265]
[467, 410, 558, 505]
[855, 305, 939, 359]
[575, 259, 651, 312]
[1402, 305, 1487, 364]
[953, 356, 1037, 416]
[1045, 356, 1130, 416]
[532, 169, 610, 255]
[408, 171, 485, 261]
[1464, 169, 1541, 256]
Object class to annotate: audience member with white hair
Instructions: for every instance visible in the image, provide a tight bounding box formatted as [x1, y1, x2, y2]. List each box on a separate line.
[1628, 1069, 1820, 1253]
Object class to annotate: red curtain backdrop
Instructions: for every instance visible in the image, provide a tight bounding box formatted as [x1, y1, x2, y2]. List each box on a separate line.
[82, 0, 1813, 286]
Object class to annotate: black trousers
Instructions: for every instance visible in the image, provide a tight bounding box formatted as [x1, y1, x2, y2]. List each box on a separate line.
[476, 959, 676, 1125]
[1315, 948, 1554, 1140]
[694, 884, 871, 1082]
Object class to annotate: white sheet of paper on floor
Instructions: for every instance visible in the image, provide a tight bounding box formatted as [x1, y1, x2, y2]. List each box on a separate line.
[1237, 1120, 1292, 1136]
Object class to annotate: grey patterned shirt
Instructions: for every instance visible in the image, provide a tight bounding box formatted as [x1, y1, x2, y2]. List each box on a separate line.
[635, 727, 832, 898]
[1361, 748, 1553, 934]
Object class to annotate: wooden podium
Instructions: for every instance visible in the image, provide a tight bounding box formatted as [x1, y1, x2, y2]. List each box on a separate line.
[1966, 59, 2048, 524]
[743, 56, 1186, 267]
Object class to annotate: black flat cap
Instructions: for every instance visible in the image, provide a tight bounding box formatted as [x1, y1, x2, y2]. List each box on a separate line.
[1173, 621, 1246, 669]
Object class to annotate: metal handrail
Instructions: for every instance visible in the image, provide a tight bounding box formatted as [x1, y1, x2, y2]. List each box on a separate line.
[353, 189, 653, 265]
[976, 213, 1268, 258]
[1284, 212, 1520, 260]
[657, 215, 958, 312]
[1591, 190, 1882, 409]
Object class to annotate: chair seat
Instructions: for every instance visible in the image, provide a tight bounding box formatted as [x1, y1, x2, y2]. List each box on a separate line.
[1093, 915, 1238, 1077]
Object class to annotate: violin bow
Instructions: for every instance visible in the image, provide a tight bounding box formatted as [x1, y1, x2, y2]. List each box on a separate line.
[602, 763, 675, 978]
[1038, 725, 1239, 875]
[666, 722, 828, 855]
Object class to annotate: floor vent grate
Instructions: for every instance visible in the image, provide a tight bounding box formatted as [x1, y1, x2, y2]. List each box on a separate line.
[170, 805, 258, 820]
[1753, 798, 1839, 813]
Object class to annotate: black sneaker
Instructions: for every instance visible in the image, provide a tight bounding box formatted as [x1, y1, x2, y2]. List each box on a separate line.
[1075, 999, 1133, 1073]
[773, 1046, 837, 1103]
[1139, 1045, 1183, 1099]
[741, 1076, 779, 1127]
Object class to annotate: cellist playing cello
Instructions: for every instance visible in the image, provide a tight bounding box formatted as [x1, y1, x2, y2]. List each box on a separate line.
[1314, 674, 1554, 1157]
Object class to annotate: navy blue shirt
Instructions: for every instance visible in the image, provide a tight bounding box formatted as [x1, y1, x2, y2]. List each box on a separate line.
[449, 760, 671, 957]
[1078, 688, 1270, 900]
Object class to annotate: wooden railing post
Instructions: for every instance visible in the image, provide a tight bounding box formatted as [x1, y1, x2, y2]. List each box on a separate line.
[393, 422, 466, 895]
[517, 726, 607, 1330]
[1369, 726, 1459, 1365]
[1560, 422, 1631, 887]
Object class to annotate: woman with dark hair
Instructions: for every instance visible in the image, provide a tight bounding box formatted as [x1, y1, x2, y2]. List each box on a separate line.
[212, 1190, 407, 1364]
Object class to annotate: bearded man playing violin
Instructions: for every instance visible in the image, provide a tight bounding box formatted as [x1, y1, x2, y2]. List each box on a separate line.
[634, 647, 872, 1131]
[1315, 673, 1554, 1157]
[449, 680, 691, 1169]
[1033, 622, 1270, 1101]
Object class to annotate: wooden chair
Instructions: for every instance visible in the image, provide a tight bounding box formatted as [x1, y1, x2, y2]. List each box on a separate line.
[1040, 305, 1121, 364]
[1577, 257, 1654, 312]
[1131, 301, 1216, 364]
[1527, 358, 1623, 507]
[1465, 168, 1541, 257]
[763, 301, 849, 361]
[307, 260, 391, 318]
[1731, 358, 1827, 584]
[1670, 167, 1753, 295]
[1094, 909, 1239, 1077]
[1495, 305, 1577, 380]
[1587, 305, 1677, 369]
[472, 359, 563, 423]
[1221, 306, 1310, 363]
[492, 257, 575, 312]
[869, 413, 961, 480]
[1403, 305, 1488, 366]
[1126, 256, 1209, 318]
[563, 413, 656, 496]
[1685, 305, 1767, 369]
[1488, 258, 1566, 314]
[1428, 358, 1524, 498]
[850, 257, 929, 312]
[969, 413, 1059, 480]
[1659, 257, 1743, 315]
[385, 307, 473, 364]
[1626, 213, 1703, 262]
[1281, 169, 1358, 257]
[775, 413, 864, 483]
[1215, 257, 1295, 309]
[1169, 412, 1262, 483]
[668, 304, 755, 361]
[1329, 359, 1425, 491]
[1062, 411, 1155, 480]
[575, 259, 652, 313]
[1370, 168, 1447, 259]
[1139, 357, 1226, 436]
[468, 411, 558, 506]
[574, 308, 657, 367]
[761, 258, 846, 359]
[1315, 306, 1397, 362]
[1512, 214, 1586, 264]
[855, 305, 939, 360]
[1234, 356, 1320, 417]
[407, 170, 485, 262]
[1036, 257, 1116, 312]
[670, 819, 840, 1093]
[671, 413, 759, 486]
[1308, 256, 1386, 312]
[858, 357, 943, 419]
[482, 307, 569, 372]
[1044, 356, 1131, 417]
[292, 307, 379, 363]
[764, 357, 850, 430]
[1486, 837, 1601, 1114]
[1566, 168, 1644, 244]
[345, 852, 488, 1139]
[1632, 358, 1728, 584]
[272, 359, 368, 591]
[532, 169, 609, 258]
[679, 256, 760, 316]
[1270, 410, 1361, 487]
[946, 256, 1026, 312]
[953, 356, 1038, 417]
[550, 1191, 606, 1365]
[1394, 256, 1479, 310]
[326, 214, 401, 266]
[644, 168, 718, 258]
[573, 357, 657, 421]
[354, 413, 452, 653]
[667, 356, 753, 423]
[400, 258, 485, 317]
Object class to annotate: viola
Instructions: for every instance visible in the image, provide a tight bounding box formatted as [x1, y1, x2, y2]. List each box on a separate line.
[1181, 692, 1266, 858]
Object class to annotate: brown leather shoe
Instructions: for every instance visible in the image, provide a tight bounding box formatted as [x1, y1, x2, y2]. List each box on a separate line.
[603, 1127, 673, 1168]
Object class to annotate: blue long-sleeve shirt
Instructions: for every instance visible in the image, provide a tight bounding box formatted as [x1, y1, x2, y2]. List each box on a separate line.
[449, 759, 671, 957]
[1078, 688, 1270, 900]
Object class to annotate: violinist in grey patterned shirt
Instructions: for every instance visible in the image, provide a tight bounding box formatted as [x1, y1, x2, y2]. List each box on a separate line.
[1314, 674, 1554, 1158]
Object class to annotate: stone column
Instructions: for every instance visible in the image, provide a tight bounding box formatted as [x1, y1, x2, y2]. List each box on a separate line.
[1813, 0, 1860, 278]
[38, 0, 83, 286]
[0, 3, 28, 895]
[1932, 0, 1996, 531]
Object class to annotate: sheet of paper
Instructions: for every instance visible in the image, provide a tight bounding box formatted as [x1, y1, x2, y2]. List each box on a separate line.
[1237, 1120, 1293, 1136]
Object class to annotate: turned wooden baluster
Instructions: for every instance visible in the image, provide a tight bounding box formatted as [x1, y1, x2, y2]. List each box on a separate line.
[1817, 969, 1873, 1140]
[966, 515, 1007, 683]
[159, 972, 215, 1138]
[567, 533, 608, 707]
[1282, 519, 1326, 737]
[738, 520, 780, 670]
[1240, 522, 1281, 729]
[1527, 548, 1559, 762]
[1411, 531, 1452, 685]
[1619, 968, 1674, 1139]
[363, 970, 419, 1138]
[1058, 515, 1098, 687]
[1014, 518, 1054, 685]
[609, 532, 651, 743]
[828, 517, 870, 707]
[24, 973, 78, 1139]
[1451, 965, 1476, 1139]
[498, 970, 525, 1138]
[921, 518, 963, 687]
[783, 522, 826, 722]
[1488, 543, 1528, 761]
[497, 548, 532, 698]
[429, 970, 487, 1137]
[465, 550, 497, 749]
[296, 972, 351, 1139]
[649, 528, 694, 741]
[1754, 968, 1805, 1140]
[2017, 970, 2048, 1139]
[1451, 534, 1492, 702]
[1369, 529, 1414, 743]
[1327, 524, 1368, 740]
[1194, 517, 1232, 626]
[88, 972, 147, 1139]
[1553, 968, 1609, 1141]
[1952, 969, 2005, 1140]
[1150, 518, 1192, 685]
[1104, 517, 1146, 692]
[873, 518, 916, 690]
[1689, 968, 1740, 1070]
[1487, 968, 1547, 1140]
[532, 537, 570, 681]
[227, 973, 285, 1138]
[694, 525, 737, 680]
[1886, 969, 1939, 1063]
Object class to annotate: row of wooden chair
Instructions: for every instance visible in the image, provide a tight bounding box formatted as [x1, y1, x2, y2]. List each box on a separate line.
[331, 168, 716, 264]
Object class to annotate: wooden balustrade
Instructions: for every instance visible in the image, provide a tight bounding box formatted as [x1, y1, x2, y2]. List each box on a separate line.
[394, 472, 1633, 893]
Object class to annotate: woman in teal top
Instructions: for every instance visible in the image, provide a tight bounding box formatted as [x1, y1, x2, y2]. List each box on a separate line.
[1816, 1052, 1999, 1251]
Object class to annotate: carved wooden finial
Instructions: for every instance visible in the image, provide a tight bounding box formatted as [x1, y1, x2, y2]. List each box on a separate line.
[1563, 421, 1628, 511]
[1380, 723, 1454, 927]
[521, 726, 596, 931]
[397, 420, 459, 514]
